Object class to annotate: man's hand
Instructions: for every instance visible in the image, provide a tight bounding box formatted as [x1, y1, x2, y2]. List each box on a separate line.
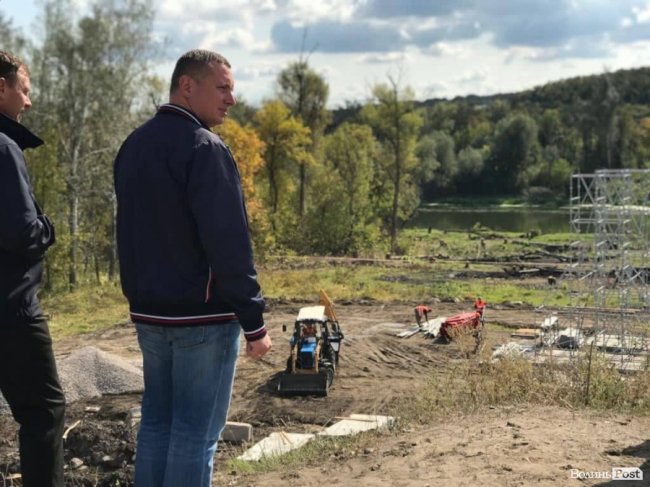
[246, 334, 272, 359]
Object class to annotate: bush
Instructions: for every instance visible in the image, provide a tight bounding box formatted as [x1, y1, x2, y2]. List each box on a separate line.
[523, 186, 555, 204]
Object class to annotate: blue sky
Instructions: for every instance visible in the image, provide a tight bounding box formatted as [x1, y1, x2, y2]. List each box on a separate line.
[2, 0, 650, 108]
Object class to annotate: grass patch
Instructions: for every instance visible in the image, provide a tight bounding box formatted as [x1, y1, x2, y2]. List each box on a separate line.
[224, 430, 387, 476]
[40, 257, 560, 340]
[41, 283, 129, 337]
[259, 261, 562, 307]
[397, 346, 650, 426]
[397, 227, 576, 261]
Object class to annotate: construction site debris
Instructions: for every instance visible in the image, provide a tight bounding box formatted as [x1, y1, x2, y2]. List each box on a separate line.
[557, 328, 584, 349]
[237, 414, 395, 461]
[511, 328, 541, 339]
[319, 414, 394, 437]
[237, 432, 315, 461]
[492, 342, 534, 360]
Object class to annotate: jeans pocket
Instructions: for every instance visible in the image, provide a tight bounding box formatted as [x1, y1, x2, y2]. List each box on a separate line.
[173, 326, 207, 349]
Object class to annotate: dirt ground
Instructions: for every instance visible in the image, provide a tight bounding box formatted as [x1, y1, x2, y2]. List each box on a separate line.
[1, 299, 649, 486]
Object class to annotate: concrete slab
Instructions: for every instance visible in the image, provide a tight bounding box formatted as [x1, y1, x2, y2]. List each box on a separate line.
[533, 349, 650, 372]
[396, 317, 445, 339]
[320, 414, 394, 437]
[422, 317, 445, 338]
[594, 334, 648, 352]
[492, 342, 534, 360]
[237, 432, 314, 461]
[397, 325, 420, 338]
[221, 422, 253, 444]
[540, 316, 558, 330]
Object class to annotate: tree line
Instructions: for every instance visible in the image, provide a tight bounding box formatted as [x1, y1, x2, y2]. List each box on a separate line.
[3, 0, 649, 291]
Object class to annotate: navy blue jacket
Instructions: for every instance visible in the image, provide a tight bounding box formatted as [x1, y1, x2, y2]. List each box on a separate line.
[113, 104, 266, 341]
[0, 114, 55, 326]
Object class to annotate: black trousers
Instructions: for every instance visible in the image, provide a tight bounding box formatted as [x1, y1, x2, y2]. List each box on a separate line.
[0, 318, 65, 487]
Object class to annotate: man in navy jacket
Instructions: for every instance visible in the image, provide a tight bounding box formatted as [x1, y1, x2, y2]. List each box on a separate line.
[114, 49, 271, 486]
[0, 51, 65, 487]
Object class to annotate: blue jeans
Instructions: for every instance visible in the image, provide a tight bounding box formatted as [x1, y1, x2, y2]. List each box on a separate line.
[134, 321, 240, 487]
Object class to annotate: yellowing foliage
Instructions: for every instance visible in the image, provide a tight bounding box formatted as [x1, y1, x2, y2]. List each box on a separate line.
[217, 119, 271, 245]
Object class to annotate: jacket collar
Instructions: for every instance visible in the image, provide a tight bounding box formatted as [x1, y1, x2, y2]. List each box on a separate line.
[157, 104, 209, 130]
[0, 113, 44, 150]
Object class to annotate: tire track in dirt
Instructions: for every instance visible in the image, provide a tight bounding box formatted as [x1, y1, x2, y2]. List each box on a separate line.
[227, 305, 463, 432]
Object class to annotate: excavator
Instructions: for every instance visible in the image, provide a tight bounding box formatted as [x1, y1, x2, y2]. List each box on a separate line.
[277, 290, 344, 396]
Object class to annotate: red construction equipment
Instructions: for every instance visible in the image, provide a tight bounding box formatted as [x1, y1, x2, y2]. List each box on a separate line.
[440, 297, 486, 341]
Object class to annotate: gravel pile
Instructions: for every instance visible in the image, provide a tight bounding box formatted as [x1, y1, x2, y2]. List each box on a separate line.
[0, 346, 143, 414]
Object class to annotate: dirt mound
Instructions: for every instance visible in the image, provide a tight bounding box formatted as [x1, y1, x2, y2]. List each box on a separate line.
[0, 346, 143, 414]
[57, 346, 144, 403]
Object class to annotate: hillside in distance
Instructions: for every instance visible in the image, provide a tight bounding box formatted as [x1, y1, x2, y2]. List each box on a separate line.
[331, 66, 650, 128]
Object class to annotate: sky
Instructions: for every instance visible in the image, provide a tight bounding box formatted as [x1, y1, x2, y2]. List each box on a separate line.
[2, 0, 650, 108]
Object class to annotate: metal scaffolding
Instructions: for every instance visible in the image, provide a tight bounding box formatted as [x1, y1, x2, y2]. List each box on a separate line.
[537, 169, 650, 370]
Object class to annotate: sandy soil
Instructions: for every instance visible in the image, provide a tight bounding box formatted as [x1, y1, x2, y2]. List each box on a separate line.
[1, 300, 648, 486]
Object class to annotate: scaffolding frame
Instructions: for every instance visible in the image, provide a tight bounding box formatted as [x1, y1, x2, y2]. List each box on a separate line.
[538, 169, 650, 370]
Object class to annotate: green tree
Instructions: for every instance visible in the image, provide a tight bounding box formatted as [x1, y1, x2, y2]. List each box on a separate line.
[253, 100, 312, 246]
[27, 0, 155, 288]
[418, 131, 456, 197]
[614, 106, 649, 169]
[276, 60, 330, 218]
[362, 77, 422, 254]
[303, 123, 379, 254]
[487, 113, 540, 194]
[228, 94, 258, 127]
[455, 146, 487, 195]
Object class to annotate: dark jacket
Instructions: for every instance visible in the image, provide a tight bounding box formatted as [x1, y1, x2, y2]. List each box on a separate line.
[113, 104, 266, 341]
[0, 114, 55, 326]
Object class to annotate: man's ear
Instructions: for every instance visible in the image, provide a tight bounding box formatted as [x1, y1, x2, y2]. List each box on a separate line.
[0, 77, 6, 99]
[177, 74, 194, 98]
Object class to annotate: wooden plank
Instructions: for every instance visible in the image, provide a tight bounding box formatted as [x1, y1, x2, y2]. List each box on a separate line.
[511, 328, 541, 338]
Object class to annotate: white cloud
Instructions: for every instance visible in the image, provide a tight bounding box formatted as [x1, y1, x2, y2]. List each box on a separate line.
[234, 63, 280, 81]
[358, 52, 413, 64]
[425, 42, 466, 57]
[504, 46, 542, 64]
[282, 0, 360, 24]
[633, 4, 650, 22]
[418, 80, 450, 99]
[251, 0, 278, 14]
[200, 28, 258, 50]
[157, 0, 257, 23]
[458, 69, 488, 85]
[9, 0, 650, 109]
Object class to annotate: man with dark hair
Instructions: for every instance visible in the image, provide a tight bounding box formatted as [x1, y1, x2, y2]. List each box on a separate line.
[114, 49, 272, 486]
[0, 50, 65, 487]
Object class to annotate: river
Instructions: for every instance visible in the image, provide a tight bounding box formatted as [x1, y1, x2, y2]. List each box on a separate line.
[409, 206, 570, 233]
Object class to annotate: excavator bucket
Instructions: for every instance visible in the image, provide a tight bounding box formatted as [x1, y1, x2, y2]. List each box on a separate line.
[277, 369, 332, 396]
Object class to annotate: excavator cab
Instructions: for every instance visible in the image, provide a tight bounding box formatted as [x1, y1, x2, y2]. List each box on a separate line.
[278, 297, 344, 396]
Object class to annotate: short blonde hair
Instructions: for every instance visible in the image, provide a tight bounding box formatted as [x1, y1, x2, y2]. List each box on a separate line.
[170, 49, 230, 94]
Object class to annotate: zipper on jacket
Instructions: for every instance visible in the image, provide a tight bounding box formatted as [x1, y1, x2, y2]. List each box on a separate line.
[205, 267, 213, 303]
